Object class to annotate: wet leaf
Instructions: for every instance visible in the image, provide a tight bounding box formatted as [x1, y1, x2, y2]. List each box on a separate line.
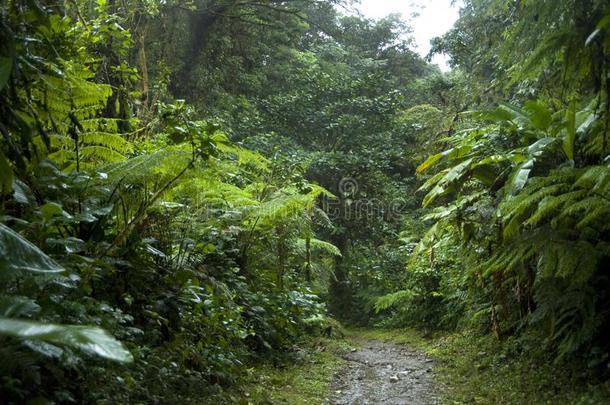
[0, 317, 133, 362]
[0, 223, 64, 275]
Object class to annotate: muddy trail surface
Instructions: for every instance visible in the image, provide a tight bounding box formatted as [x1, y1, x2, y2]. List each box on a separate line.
[329, 339, 439, 405]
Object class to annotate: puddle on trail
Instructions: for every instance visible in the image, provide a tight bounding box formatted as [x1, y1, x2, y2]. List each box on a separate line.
[329, 340, 439, 405]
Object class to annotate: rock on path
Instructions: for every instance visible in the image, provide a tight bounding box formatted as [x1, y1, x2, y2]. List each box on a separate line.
[329, 340, 439, 405]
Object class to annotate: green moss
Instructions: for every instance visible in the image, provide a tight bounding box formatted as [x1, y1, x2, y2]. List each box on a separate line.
[231, 337, 350, 404]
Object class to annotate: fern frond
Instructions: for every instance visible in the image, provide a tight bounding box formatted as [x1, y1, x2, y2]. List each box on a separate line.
[374, 290, 415, 312]
[79, 146, 128, 163]
[525, 190, 587, 227]
[80, 132, 134, 154]
[293, 238, 341, 257]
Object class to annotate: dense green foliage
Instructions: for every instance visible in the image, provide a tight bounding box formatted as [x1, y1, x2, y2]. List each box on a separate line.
[378, 0, 610, 383]
[0, 0, 345, 402]
[2, 0, 610, 402]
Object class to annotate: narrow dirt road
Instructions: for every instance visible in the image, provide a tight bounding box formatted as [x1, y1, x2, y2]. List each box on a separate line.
[329, 339, 439, 405]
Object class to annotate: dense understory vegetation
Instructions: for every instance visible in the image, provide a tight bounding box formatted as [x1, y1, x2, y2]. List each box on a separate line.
[1, 0, 610, 403]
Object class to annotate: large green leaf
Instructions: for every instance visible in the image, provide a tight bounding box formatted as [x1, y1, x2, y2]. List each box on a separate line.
[477, 106, 514, 122]
[507, 159, 534, 194]
[0, 223, 64, 274]
[40, 202, 64, 220]
[422, 158, 474, 207]
[498, 102, 528, 124]
[471, 164, 498, 186]
[0, 296, 40, 318]
[527, 137, 556, 157]
[0, 317, 133, 362]
[417, 151, 447, 174]
[416, 145, 472, 174]
[524, 100, 552, 131]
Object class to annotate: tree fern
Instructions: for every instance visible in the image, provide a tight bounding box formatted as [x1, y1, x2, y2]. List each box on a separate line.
[417, 90, 610, 359]
[32, 61, 135, 169]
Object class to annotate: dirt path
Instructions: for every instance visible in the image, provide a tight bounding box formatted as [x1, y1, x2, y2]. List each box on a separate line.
[329, 339, 439, 405]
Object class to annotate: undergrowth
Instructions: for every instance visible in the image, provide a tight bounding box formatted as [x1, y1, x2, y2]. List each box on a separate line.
[229, 336, 351, 404]
[429, 332, 610, 405]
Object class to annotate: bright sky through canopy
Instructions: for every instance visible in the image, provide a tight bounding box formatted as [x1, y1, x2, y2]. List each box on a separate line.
[356, 0, 462, 70]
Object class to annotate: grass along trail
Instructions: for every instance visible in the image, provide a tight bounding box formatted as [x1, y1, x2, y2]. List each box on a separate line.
[235, 327, 610, 404]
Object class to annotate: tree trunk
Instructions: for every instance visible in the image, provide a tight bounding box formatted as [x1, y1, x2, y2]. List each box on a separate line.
[137, 25, 149, 114]
[276, 225, 286, 289]
[305, 235, 312, 282]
